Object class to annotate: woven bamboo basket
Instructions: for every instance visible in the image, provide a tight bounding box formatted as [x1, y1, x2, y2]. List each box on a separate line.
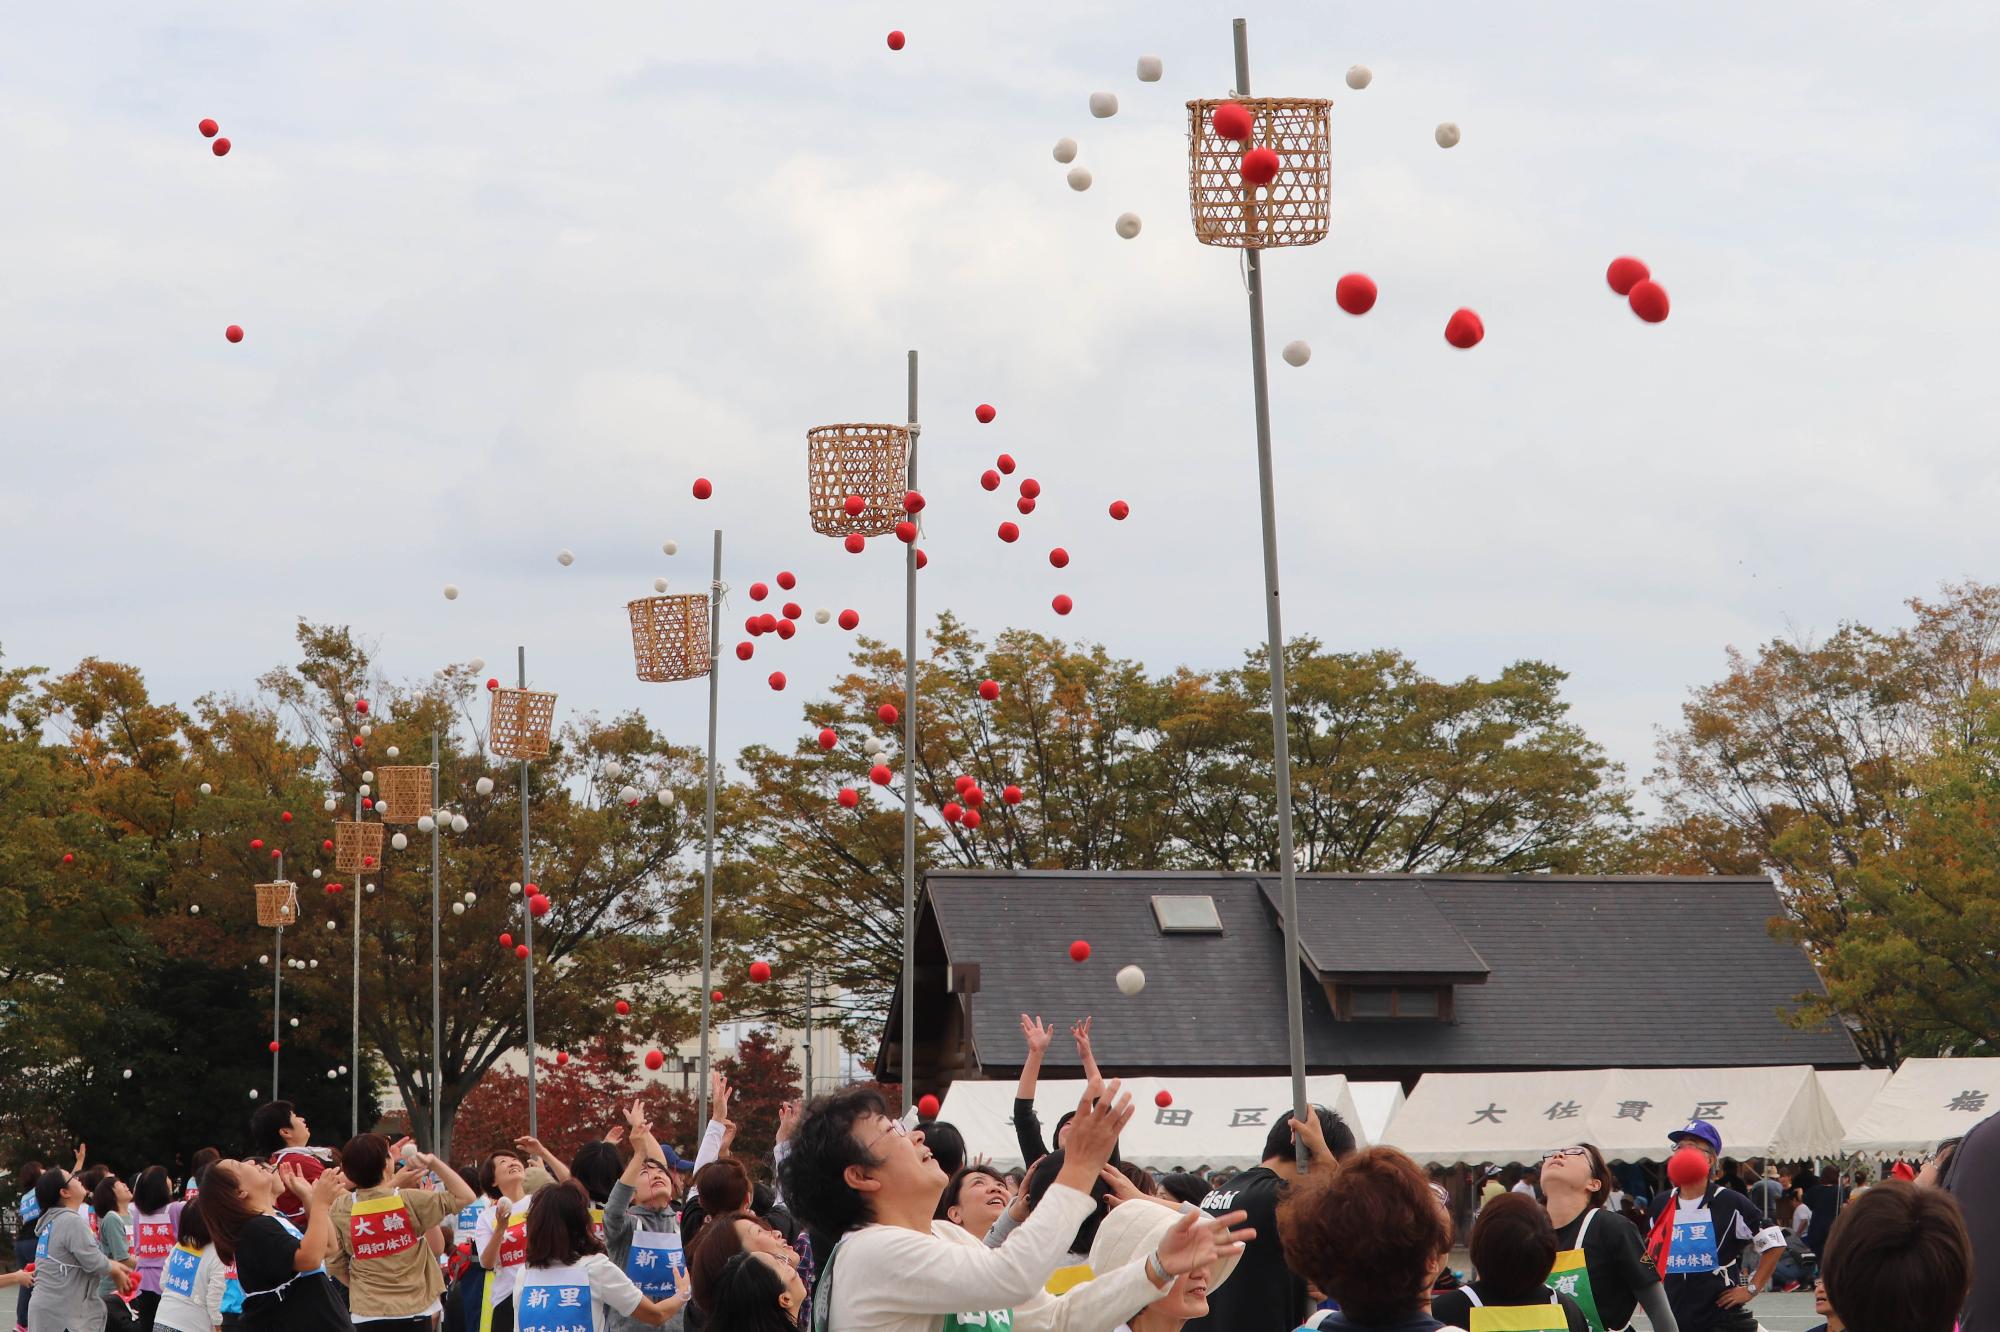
[628, 595, 712, 683]
[255, 880, 299, 928]
[1186, 97, 1333, 249]
[333, 820, 385, 874]
[377, 766, 433, 825]
[491, 687, 558, 760]
[806, 424, 910, 537]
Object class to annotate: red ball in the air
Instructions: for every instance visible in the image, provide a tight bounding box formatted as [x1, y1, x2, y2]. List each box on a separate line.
[903, 491, 925, 514]
[749, 960, 772, 983]
[916, 548, 928, 569]
[515, 944, 530, 959]
[250, 838, 264, 850]
[1049, 547, 1069, 568]
[980, 469, 1001, 491]
[363, 855, 375, 867]
[555, 1051, 570, 1066]
[878, 703, 900, 725]
[615, 999, 631, 1015]
[1019, 478, 1041, 499]
[269, 1040, 280, 1052]
[1016, 497, 1036, 515]
[870, 764, 893, 786]
[838, 787, 860, 809]
[499, 932, 513, 947]
[996, 453, 1016, 475]
[1108, 500, 1129, 521]
[1444, 308, 1485, 349]
[918, 1094, 941, 1119]
[839, 609, 860, 630]
[1211, 102, 1254, 141]
[746, 615, 764, 636]
[1605, 256, 1650, 296]
[270, 848, 282, 860]
[962, 807, 983, 830]
[777, 619, 796, 639]
[1003, 784, 1023, 805]
[978, 679, 1000, 702]
[844, 533, 866, 554]
[749, 582, 769, 601]
[645, 1049, 665, 1071]
[353, 737, 366, 747]
[998, 522, 1019, 543]
[1336, 273, 1378, 315]
[692, 477, 713, 499]
[777, 570, 797, 590]
[844, 494, 866, 517]
[1052, 594, 1074, 615]
[1155, 1090, 1173, 1108]
[487, 678, 500, 690]
[1628, 279, 1670, 323]
[529, 894, 551, 917]
[758, 613, 779, 633]
[225, 324, 244, 343]
[955, 775, 975, 796]
[62, 853, 74, 865]
[736, 641, 754, 661]
[896, 521, 917, 543]
[1666, 1146, 1709, 1188]
[975, 403, 997, 424]
[886, 29, 905, 50]
[783, 602, 803, 620]
[281, 811, 293, 822]
[322, 839, 333, 850]
[362, 797, 374, 810]
[1240, 147, 1280, 186]
[212, 138, 231, 156]
[354, 699, 369, 715]
[819, 728, 838, 750]
[711, 989, 725, 1002]
[769, 672, 787, 691]
[1069, 939, 1091, 962]
[943, 801, 964, 823]
[198, 118, 219, 137]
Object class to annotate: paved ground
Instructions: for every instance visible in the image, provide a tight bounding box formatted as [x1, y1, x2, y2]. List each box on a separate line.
[1642, 1290, 1822, 1332]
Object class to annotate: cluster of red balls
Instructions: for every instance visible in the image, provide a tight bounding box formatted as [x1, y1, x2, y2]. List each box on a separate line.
[1607, 256, 1670, 323]
[1210, 103, 1280, 187]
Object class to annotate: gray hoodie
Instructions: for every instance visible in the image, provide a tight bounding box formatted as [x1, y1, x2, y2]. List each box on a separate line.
[28, 1207, 111, 1332]
[601, 1181, 684, 1332]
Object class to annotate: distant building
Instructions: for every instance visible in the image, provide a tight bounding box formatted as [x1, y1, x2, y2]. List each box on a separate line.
[877, 871, 1859, 1088]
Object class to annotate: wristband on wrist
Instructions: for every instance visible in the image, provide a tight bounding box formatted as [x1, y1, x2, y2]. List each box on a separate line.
[1145, 1249, 1169, 1286]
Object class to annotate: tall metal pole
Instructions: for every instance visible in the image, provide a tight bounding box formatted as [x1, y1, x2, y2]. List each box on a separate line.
[519, 646, 538, 1138]
[802, 966, 815, 1098]
[901, 350, 920, 1104]
[1232, 18, 1310, 1166]
[351, 791, 362, 1138]
[272, 852, 283, 1101]
[430, 728, 443, 1153]
[697, 529, 723, 1132]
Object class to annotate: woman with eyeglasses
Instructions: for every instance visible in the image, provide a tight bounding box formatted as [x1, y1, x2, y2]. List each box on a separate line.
[1536, 1145, 1675, 1332]
[26, 1169, 138, 1332]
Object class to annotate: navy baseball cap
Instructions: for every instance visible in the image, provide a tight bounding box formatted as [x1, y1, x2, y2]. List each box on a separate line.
[1669, 1120, 1723, 1155]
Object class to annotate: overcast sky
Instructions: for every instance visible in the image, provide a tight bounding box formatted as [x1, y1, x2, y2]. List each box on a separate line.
[5, 2, 1998, 817]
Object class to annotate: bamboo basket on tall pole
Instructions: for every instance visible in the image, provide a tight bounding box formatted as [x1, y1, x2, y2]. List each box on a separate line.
[491, 667, 557, 1135]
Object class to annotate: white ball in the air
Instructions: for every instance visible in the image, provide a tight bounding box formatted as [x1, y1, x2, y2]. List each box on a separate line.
[365, 883, 375, 894]
[464, 892, 477, 905]
[468, 657, 486, 673]
[476, 776, 494, 795]
[123, 1068, 133, 1078]
[443, 585, 460, 601]
[661, 540, 679, 556]
[327, 920, 337, 930]
[290, 1017, 300, 1027]
[1067, 166, 1093, 192]
[557, 549, 574, 567]
[618, 785, 640, 805]
[1346, 65, 1373, 90]
[308, 959, 319, 969]
[1282, 340, 1312, 367]
[199, 782, 213, 795]
[1052, 137, 1078, 164]
[362, 771, 375, 784]
[657, 789, 673, 807]
[1116, 964, 1147, 995]
[1435, 122, 1461, 148]
[654, 577, 669, 593]
[391, 832, 409, 851]
[189, 904, 200, 915]
[311, 869, 322, 880]
[1136, 55, 1163, 82]
[814, 608, 832, 625]
[323, 797, 337, 812]
[327, 1069, 339, 1080]
[1089, 91, 1118, 118]
[386, 746, 399, 758]
[605, 760, 625, 779]
[1115, 213, 1142, 239]
[340, 1065, 349, 1075]
[452, 902, 465, 915]
[359, 724, 372, 738]
[249, 1090, 259, 1099]
[451, 815, 468, 834]
[260, 955, 270, 965]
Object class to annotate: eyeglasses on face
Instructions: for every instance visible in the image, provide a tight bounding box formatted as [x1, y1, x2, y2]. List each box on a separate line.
[1541, 1146, 1589, 1165]
[859, 1117, 910, 1153]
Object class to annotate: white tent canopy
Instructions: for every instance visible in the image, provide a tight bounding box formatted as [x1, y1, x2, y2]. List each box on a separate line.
[1817, 1068, 1890, 1135]
[1349, 1081, 1407, 1148]
[937, 1076, 1364, 1171]
[1841, 1057, 1999, 1156]
[1381, 1066, 1845, 1166]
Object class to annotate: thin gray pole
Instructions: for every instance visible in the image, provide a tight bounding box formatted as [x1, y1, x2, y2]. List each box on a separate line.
[352, 791, 362, 1138]
[520, 646, 538, 1138]
[697, 529, 723, 1132]
[430, 728, 443, 1153]
[272, 851, 283, 1101]
[901, 350, 919, 1104]
[1232, 17, 1310, 1168]
[803, 966, 814, 1097]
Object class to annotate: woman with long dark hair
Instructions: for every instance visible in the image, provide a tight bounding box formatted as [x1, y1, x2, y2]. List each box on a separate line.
[153, 1196, 226, 1332]
[704, 1251, 805, 1331]
[129, 1165, 183, 1332]
[519, 1180, 685, 1328]
[200, 1159, 350, 1332]
[94, 1174, 136, 1332]
[27, 1168, 136, 1332]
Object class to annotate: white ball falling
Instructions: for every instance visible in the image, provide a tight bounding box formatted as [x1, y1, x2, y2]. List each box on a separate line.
[340, 1065, 349, 1075]
[1346, 65, 1373, 90]
[443, 585, 460, 601]
[323, 797, 337, 812]
[362, 770, 375, 784]
[311, 869, 322, 880]
[1089, 91, 1118, 118]
[451, 814, 468, 834]
[1115, 212, 1142, 239]
[468, 657, 486, 673]
[249, 1090, 259, 1099]
[290, 1017, 300, 1027]
[605, 760, 625, 780]
[359, 724, 372, 738]
[189, 904, 200, 915]
[661, 540, 679, 557]
[463, 892, 477, 905]
[1435, 121, 1461, 148]
[657, 788, 674, 806]
[122, 1068, 133, 1079]
[365, 883, 375, 894]
[391, 832, 409, 851]
[814, 608, 832, 625]
[452, 902, 465, 915]
[199, 782, 213, 796]
[1067, 166, 1093, 192]
[617, 785, 640, 805]
[1116, 964, 1148, 995]
[1052, 137, 1078, 164]
[308, 959, 318, 969]
[260, 954, 270, 965]
[418, 815, 435, 832]
[386, 746, 399, 758]
[1136, 54, 1163, 82]
[1282, 340, 1312, 367]
[327, 1069, 339, 1080]
[476, 776, 494, 795]
[557, 549, 575, 567]
[654, 577, 669, 593]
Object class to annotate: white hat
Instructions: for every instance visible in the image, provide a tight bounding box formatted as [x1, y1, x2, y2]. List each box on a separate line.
[1087, 1199, 1241, 1293]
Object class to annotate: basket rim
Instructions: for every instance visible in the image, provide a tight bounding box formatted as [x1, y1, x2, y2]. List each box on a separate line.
[806, 422, 912, 436]
[1186, 95, 1334, 110]
[627, 593, 710, 610]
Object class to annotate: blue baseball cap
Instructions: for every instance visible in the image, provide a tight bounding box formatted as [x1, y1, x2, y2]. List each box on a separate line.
[1668, 1120, 1722, 1155]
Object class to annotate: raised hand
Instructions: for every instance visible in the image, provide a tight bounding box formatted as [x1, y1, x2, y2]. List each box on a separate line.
[1021, 1014, 1054, 1055]
[1058, 1079, 1132, 1175]
[1070, 1016, 1093, 1049]
[625, 1098, 651, 1134]
[777, 1100, 802, 1144]
[1155, 1207, 1254, 1277]
[1098, 1163, 1145, 1205]
[603, 1126, 626, 1146]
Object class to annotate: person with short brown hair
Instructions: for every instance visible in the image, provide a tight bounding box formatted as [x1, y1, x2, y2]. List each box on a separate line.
[1277, 1146, 1455, 1332]
[326, 1134, 476, 1331]
[1431, 1194, 1589, 1332]
[1821, 1180, 1970, 1332]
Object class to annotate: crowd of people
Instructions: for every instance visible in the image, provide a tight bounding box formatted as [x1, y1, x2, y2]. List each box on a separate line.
[2, 1023, 1991, 1332]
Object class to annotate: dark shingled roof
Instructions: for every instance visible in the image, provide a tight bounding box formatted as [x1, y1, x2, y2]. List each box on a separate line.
[891, 870, 1858, 1080]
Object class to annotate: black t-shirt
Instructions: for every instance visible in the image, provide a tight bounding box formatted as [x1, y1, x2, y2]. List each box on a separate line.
[1308, 1312, 1447, 1332]
[232, 1214, 350, 1332]
[1431, 1282, 1590, 1332]
[1185, 1166, 1306, 1332]
[1945, 1109, 2000, 1332]
[1644, 1187, 1770, 1332]
[1553, 1206, 1658, 1332]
